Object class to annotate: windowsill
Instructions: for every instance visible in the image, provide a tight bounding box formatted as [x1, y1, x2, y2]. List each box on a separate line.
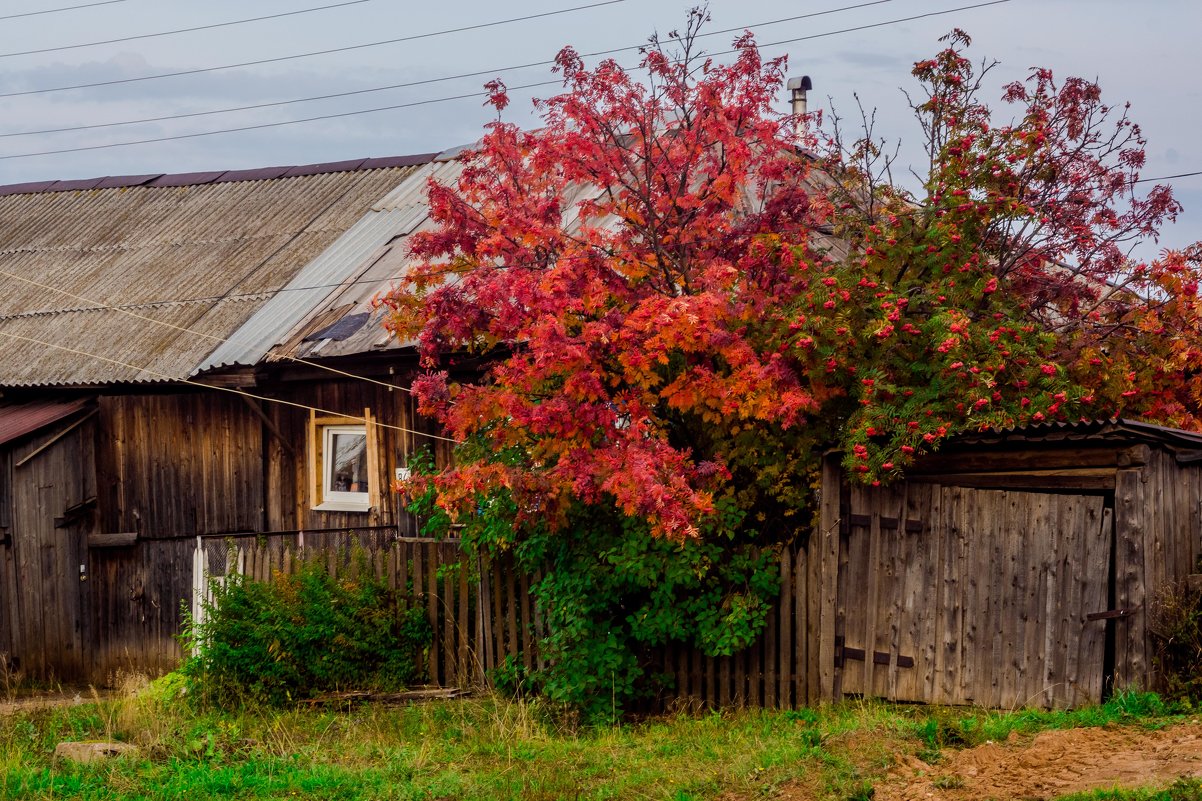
[313, 501, 372, 513]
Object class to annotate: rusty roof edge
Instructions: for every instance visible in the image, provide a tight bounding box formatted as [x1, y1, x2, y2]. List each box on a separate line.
[0, 152, 440, 198]
[0, 396, 95, 446]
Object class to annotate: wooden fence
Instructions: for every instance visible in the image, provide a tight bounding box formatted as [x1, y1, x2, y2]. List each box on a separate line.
[196, 533, 824, 709]
[194, 531, 481, 689]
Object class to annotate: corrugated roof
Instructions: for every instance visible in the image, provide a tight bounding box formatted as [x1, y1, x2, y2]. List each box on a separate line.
[0, 154, 436, 197]
[262, 158, 851, 365]
[949, 417, 1202, 455]
[0, 397, 91, 446]
[260, 159, 476, 363]
[0, 156, 434, 386]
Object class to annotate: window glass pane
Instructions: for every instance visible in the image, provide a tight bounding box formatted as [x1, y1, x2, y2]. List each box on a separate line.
[328, 431, 368, 493]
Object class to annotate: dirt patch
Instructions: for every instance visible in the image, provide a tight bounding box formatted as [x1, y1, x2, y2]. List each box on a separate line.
[877, 723, 1202, 800]
[0, 690, 113, 716]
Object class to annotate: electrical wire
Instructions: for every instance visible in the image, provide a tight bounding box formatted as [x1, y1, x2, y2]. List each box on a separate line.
[0, 0, 1013, 161]
[1133, 170, 1202, 185]
[0, 0, 127, 21]
[3, 145, 1193, 324]
[0, 0, 629, 98]
[0, 267, 414, 395]
[0, 0, 376, 59]
[0, 0, 894, 138]
[0, 81, 561, 160]
[0, 329, 463, 443]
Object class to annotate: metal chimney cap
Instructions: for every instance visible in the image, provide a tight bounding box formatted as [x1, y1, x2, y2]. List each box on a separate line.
[787, 75, 813, 92]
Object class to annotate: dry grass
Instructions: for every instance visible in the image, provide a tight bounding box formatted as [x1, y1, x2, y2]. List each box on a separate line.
[0, 680, 1193, 800]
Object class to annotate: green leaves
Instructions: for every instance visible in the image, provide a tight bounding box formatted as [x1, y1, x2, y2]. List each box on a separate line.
[453, 494, 779, 724]
[181, 561, 432, 707]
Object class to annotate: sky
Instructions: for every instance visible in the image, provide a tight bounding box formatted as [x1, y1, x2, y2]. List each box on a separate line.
[1, 0, 1199, 256]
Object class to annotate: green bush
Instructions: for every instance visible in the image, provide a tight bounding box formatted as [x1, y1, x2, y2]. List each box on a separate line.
[1149, 577, 1202, 702]
[518, 503, 779, 724]
[407, 446, 781, 725]
[182, 560, 431, 707]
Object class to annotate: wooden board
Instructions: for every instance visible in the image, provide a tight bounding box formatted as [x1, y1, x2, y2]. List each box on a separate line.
[833, 483, 1111, 708]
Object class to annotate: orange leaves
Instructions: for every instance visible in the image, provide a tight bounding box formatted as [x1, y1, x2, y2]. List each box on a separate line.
[382, 20, 1201, 539]
[374, 21, 829, 539]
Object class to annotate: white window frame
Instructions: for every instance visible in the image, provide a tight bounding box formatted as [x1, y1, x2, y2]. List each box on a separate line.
[309, 409, 380, 513]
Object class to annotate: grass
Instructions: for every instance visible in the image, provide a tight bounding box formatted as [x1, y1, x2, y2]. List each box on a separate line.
[1054, 778, 1202, 801]
[0, 681, 1194, 801]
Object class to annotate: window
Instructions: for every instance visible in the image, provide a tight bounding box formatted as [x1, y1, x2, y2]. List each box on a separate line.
[309, 409, 380, 512]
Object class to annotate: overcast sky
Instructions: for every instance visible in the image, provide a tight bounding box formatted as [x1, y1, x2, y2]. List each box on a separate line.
[1, 0, 1198, 255]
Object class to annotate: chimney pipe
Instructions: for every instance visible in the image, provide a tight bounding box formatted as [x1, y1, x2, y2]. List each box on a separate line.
[787, 75, 813, 116]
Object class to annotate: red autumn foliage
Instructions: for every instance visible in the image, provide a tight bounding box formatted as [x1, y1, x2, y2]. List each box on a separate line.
[380, 20, 1199, 539]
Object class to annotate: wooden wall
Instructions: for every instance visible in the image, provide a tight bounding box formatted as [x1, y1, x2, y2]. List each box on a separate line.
[86, 538, 194, 681]
[96, 394, 265, 540]
[1114, 449, 1202, 690]
[821, 445, 1202, 707]
[2, 381, 457, 684]
[259, 379, 455, 533]
[824, 477, 1111, 708]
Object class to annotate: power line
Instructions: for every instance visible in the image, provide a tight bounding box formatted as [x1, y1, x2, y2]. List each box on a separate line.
[0, 267, 413, 396]
[0, 0, 894, 139]
[0, 0, 1012, 161]
[0, 329, 463, 443]
[0, 81, 561, 160]
[0, 0, 375, 59]
[1133, 170, 1202, 184]
[11, 164, 1194, 309]
[756, 0, 1009, 51]
[0, 0, 629, 98]
[0, 0, 127, 21]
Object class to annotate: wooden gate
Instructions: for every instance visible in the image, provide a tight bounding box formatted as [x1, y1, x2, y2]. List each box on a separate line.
[834, 481, 1113, 708]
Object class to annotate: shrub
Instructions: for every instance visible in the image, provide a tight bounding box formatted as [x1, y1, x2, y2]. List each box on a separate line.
[407, 447, 781, 725]
[1149, 577, 1202, 702]
[182, 559, 431, 706]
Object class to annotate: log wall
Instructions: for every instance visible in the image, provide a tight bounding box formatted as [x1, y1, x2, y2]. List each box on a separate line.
[6, 386, 1201, 708]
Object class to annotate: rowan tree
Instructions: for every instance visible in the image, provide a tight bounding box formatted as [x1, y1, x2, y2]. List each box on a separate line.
[806, 29, 1186, 480]
[385, 23, 1194, 536]
[385, 14, 833, 717]
[387, 11, 831, 541]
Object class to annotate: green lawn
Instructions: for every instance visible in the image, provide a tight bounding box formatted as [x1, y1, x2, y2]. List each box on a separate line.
[0, 683, 1194, 800]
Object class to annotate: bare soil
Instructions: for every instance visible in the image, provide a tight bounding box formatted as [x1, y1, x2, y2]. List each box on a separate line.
[876, 722, 1202, 800]
[0, 690, 113, 716]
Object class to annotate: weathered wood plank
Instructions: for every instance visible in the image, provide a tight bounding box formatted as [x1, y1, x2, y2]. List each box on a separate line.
[910, 445, 1149, 474]
[457, 555, 470, 686]
[909, 471, 1116, 490]
[1114, 469, 1146, 690]
[776, 546, 791, 708]
[942, 485, 966, 704]
[818, 455, 842, 702]
[862, 498, 882, 697]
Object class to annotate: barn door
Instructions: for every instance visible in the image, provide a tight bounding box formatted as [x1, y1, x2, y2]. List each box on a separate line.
[3, 422, 95, 681]
[834, 482, 1113, 708]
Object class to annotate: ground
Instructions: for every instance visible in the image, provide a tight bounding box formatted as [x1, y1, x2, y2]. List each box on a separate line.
[0, 690, 109, 717]
[757, 722, 1202, 801]
[878, 724, 1202, 800]
[4, 688, 1202, 800]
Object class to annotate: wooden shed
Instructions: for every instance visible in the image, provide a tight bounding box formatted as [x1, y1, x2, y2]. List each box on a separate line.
[816, 419, 1202, 708]
[0, 155, 449, 684]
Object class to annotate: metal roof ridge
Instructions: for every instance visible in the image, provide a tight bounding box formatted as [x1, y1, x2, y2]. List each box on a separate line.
[0, 152, 441, 197]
